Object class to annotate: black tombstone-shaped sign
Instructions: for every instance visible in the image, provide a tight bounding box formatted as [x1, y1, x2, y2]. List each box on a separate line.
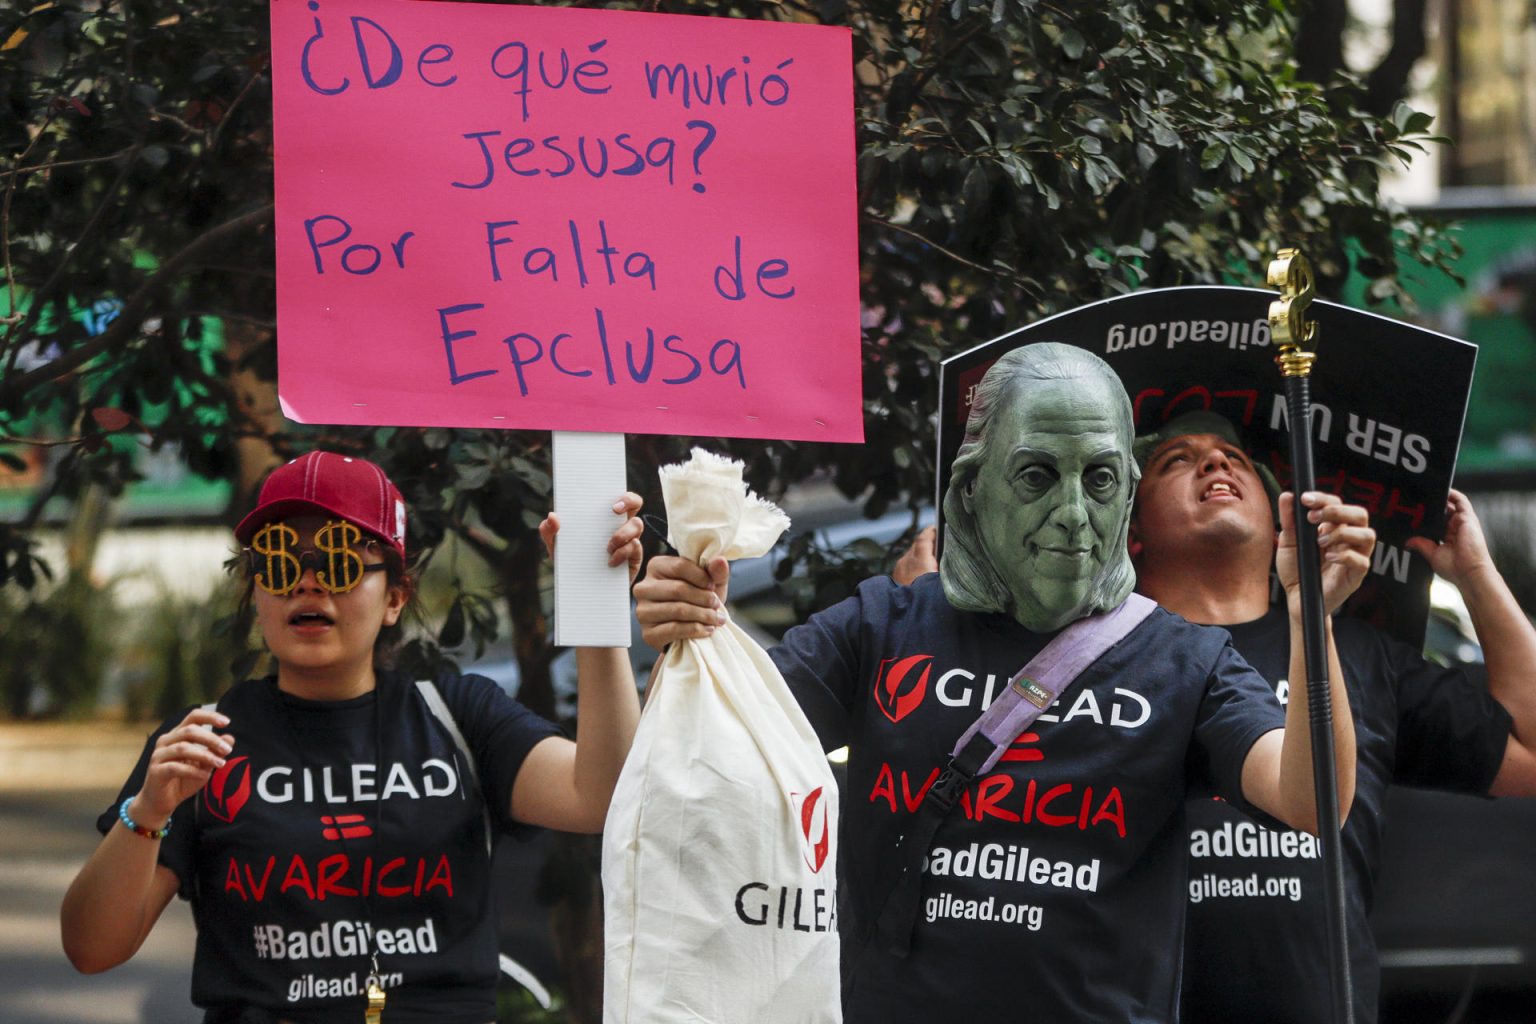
[936, 285, 1477, 648]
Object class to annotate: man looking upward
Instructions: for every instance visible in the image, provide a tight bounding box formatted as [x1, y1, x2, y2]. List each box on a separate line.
[636, 345, 1358, 1022]
[1131, 411, 1536, 1024]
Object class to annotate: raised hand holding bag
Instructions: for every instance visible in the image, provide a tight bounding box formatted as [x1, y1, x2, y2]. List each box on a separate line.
[603, 450, 841, 1024]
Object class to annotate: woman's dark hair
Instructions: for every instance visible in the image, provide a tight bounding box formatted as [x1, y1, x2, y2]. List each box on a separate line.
[372, 546, 422, 669]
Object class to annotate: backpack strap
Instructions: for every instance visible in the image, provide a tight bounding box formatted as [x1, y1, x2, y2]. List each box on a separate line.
[871, 593, 1157, 956]
[415, 679, 494, 859]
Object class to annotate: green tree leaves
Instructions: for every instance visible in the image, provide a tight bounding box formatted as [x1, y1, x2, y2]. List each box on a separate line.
[0, 0, 1457, 618]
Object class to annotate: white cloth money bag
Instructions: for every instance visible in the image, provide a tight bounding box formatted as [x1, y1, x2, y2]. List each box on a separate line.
[603, 449, 841, 1024]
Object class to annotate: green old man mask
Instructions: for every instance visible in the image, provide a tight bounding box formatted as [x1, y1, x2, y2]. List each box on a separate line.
[941, 343, 1139, 632]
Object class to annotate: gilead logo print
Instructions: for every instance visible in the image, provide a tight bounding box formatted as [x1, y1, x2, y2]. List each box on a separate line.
[874, 654, 932, 723]
[793, 787, 831, 874]
[204, 756, 253, 823]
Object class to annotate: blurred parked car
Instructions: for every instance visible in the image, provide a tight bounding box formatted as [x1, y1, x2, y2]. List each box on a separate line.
[1373, 583, 1536, 1022]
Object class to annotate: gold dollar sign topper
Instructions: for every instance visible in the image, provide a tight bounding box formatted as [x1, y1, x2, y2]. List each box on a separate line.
[365, 954, 386, 1023]
[364, 977, 386, 1024]
[1267, 247, 1317, 378]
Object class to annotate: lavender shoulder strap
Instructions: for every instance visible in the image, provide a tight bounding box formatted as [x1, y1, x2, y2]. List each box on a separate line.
[950, 592, 1158, 774]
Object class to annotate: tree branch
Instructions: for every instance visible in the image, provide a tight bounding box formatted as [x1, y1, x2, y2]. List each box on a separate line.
[1364, 0, 1429, 117]
[208, 58, 270, 154]
[451, 521, 509, 565]
[0, 148, 139, 182]
[863, 212, 1032, 286]
[2, 145, 141, 375]
[0, 203, 274, 404]
[1, 105, 64, 337]
[1294, 0, 1347, 84]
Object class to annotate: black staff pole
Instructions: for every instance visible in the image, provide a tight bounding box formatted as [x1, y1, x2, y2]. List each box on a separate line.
[1267, 248, 1354, 1024]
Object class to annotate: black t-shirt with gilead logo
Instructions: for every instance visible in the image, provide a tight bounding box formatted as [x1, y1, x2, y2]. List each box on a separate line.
[99, 670, 559, 1024]
[1181, 606, 1513, 1024]
[767, 573, 1286, 1023]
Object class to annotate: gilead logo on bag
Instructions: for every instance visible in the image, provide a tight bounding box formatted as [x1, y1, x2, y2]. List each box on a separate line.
[874, 654, 933, 723]
[733, 882, 838, 933]
[793, 787, 831, 874]
[727, 787, 838, 934]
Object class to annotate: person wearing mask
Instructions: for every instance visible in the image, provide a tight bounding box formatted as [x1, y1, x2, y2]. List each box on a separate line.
[634, 345, 1359, 1023]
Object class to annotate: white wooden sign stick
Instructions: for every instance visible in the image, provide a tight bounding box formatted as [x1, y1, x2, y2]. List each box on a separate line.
[551, 430, 632, 648]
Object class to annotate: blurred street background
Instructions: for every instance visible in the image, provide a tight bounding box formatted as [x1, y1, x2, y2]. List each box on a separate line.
[0, 724, 199, 1024]
[9, 0, 1536, 1022]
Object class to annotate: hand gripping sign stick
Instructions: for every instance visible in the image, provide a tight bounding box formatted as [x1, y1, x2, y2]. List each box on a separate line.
[1267, 248, 1354, 1024]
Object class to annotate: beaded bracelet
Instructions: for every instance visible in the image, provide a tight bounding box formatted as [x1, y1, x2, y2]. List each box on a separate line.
[118, 797, 171, 840]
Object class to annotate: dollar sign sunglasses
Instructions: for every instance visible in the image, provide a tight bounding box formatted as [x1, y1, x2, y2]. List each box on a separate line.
[242, 521, 389, 596]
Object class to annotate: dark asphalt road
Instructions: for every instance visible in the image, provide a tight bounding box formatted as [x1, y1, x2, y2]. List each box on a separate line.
[0, 788, 201, 1024]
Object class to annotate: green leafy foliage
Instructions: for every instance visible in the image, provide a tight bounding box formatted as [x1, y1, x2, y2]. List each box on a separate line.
[0, 576, 110, 716]
[0, 0, 1459, 638]
[129, 583, 250, 720]
[777, 522, 927, 621]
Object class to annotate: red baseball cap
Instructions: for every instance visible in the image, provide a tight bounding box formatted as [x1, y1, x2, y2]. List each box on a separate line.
[234, 451, 407, 560]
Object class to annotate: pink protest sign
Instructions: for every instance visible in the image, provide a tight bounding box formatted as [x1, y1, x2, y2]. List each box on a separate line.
[270, 0, 860, 441]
